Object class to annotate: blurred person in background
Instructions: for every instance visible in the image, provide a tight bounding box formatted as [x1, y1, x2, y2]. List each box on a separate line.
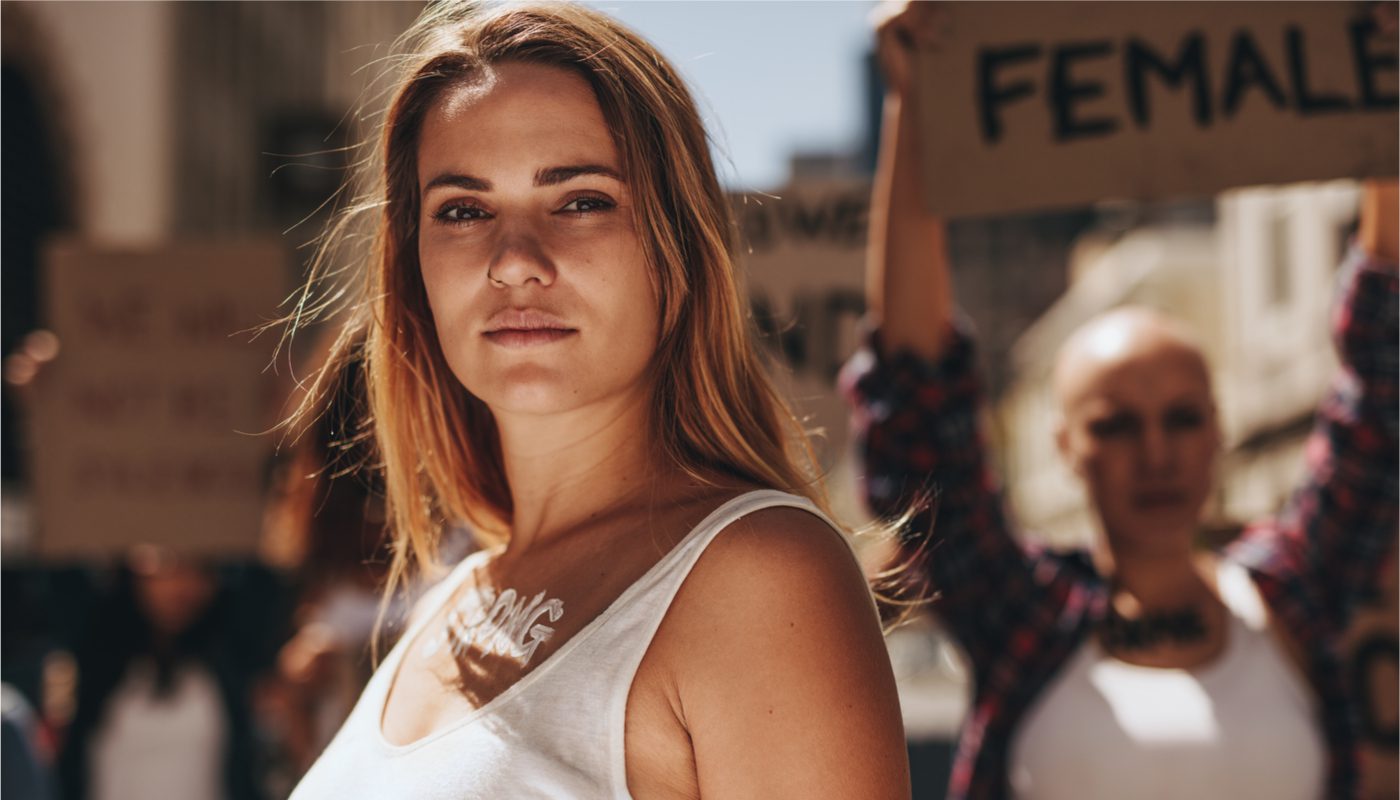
[5, 336, 281, 800]
[283, 3, 911, 799]
[55, 548, 270, 800]
[843, 3, 1398, 799]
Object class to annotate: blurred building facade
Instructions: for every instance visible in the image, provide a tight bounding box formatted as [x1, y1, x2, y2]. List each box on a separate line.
[6, 1, 423, 247]
[1215, 182, 1359, 524]
[2, 1, 423, 542]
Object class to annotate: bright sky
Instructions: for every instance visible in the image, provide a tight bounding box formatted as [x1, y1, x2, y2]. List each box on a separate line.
[584, 1, 878, 191]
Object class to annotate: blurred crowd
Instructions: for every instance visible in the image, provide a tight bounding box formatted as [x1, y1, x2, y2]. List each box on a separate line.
[1, 331, 471, 800]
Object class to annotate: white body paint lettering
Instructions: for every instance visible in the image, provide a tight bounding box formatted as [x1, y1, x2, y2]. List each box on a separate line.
[422, 584, 565, 668]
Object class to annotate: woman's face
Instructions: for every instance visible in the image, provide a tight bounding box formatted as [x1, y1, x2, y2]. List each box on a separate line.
[416, 61, 658, 417]
[1056, 332, 1221, 554]
[130, 549, 216, 638]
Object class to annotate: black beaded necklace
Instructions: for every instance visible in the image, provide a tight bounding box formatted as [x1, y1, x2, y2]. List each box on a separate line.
[1099, 605, 1207, 651]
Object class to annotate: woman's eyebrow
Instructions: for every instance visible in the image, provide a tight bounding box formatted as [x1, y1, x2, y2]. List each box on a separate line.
[421, 165, 622, 194]
[423, 173, 491, 193]
[534, 164, 623, 186]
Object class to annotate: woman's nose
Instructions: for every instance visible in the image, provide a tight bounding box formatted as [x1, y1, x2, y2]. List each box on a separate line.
[487, 228, 556, 288]
[1139, 425, 1175, 473]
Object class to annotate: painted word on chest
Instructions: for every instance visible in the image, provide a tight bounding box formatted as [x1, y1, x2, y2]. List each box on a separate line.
[423, 585, 566, 668]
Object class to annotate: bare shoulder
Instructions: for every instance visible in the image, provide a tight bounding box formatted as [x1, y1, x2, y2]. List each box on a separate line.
[662, 504, 887, 672]
[650, 502, 909, 798]
[681, 505, 874, 616]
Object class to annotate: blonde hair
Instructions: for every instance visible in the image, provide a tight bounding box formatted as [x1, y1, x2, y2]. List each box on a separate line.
[287, 2, 923, 642]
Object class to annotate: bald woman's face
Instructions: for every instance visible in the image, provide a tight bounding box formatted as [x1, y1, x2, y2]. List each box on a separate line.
[1053, 310, 1221, 555]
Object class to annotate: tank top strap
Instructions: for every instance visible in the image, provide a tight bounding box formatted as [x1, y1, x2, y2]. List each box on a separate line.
[418, 550, 490, 621]
[370, 550, 491, 691]
[1215, 557, 1270, 631]
[653, 488, 835, 582]
[581, 491, 831, 641]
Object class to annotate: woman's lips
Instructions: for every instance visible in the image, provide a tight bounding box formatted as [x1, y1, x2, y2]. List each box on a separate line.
[482, 309, 577, 347]
[1132, 489, 1189, 510]
[483, 328, 577, 348]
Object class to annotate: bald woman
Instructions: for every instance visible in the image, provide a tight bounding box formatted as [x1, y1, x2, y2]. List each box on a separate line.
[841, 4, 1398, 799]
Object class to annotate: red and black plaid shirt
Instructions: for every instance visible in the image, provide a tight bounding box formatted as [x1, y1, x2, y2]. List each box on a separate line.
[841, 247, 1397, 799]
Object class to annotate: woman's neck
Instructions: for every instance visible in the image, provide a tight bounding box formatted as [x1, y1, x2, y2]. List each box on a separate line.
[493, 389, 668, 552]
[1091, 535, 1230, 668]
[1092, 537, 1216, 613]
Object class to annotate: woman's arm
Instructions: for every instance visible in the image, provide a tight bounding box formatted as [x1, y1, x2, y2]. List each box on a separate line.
[843, 2, 1055, 674]
[662, 508, 909, 799]
[1229, 180, 1399, 632]
[867, 1, 952, 360]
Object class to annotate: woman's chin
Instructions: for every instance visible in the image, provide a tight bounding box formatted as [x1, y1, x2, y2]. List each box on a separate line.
[457, 354, 654, 423]
[1106, 513, 1200, 554]
[478, 386, 582, 417]
[472, 377, 641, 420]
[460, 363, 574, 413]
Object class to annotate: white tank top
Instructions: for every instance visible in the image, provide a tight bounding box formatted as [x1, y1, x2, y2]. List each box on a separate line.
[89, 660, 227, 800]
[290, 489, 851, 800]
[1009, 559, 1325, 800]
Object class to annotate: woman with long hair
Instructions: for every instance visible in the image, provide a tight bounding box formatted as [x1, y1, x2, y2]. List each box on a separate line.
[287, 3, 909, 798]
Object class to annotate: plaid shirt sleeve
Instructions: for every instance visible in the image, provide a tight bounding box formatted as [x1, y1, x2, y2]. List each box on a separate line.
[1228, 246, 1399, 636]
[839, 325, 1044, 675]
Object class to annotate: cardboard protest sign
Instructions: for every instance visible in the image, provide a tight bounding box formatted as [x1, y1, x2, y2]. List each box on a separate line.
[1340, 549, 1400, 797]
[916, 2, 1398, 217]
[732, 180, 870, 522]
[29, 241, 289, 559]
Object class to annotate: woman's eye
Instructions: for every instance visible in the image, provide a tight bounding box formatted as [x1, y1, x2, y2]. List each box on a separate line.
[432, 204, 490, 224]
[1164, 407, 1204, 431]
[1089, 415, 1139, 439]
[559, 195, 615, 214]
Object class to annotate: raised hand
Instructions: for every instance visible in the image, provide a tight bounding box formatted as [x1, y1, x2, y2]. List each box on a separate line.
[870, 1, 946, 99]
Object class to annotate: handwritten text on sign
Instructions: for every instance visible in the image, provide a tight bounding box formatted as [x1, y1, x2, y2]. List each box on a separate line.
[30, 242, 287, 559]
[917, 3, 1398, 217]
[733, 184, 869, 386]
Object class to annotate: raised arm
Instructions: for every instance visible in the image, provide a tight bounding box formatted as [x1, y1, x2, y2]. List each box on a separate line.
[866, 1, 952, 359]
[1229, 180, 1399, 632]
[842, 3, 1052, 673]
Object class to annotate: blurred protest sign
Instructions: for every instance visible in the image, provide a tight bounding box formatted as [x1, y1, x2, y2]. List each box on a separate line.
[916, 2, 1398, 217]
[29, 241, 288, 558]
[1343, 549, 1400, 797]
[732, 180, 870, 522]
